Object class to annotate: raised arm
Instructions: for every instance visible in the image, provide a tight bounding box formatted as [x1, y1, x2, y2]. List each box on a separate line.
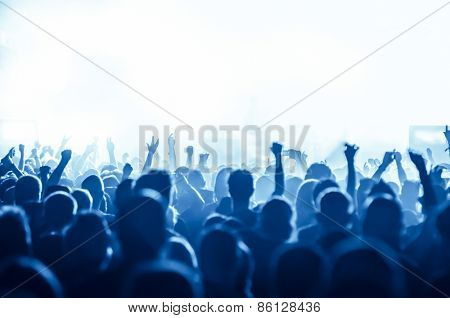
[394, 152, 407, 185]
[198, 153, 209, 173]
[372, 152, 394, 182]
[444, 125, 450, 157]
[1, 147, 23, 178]
[142, 136, 159, 174]
[106, 138, 117, 167]
[122, 163, 133, 181]
[409, 151, 436, 212]
[344, 143, 359, 200]
[186, 146, 194, 169]
[168, 134, 176, 171]
[48, 150, 72, 186]
[18, 144, 25, 171]
[271, 142, 285, 196]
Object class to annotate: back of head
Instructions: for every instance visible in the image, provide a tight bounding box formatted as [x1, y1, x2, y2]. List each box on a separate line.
[45, 185, 70, 198]
[271, 245, 329, 297]
[15, 175, 41, 205]
[214, 167, 232, 201]
[0, 256, 62, 297]
[81, 175, 104, 201]
[317, 189, 353, 228]
[134, 170, 172, 204]
[187, 169, 205, 190]
[228, 169, 254, 202]
[199, 227, 241, 285]
[123, 261, 200, 297]
[306, 163, 332, 180]
[44, 191, 77, 231]
[330, 241, 399, 297]
[313, 179, 339, 204]
[117, 193, 167, 263]
[362, 195, 403, 248]
[161, 236, 198, 268]
[260, 198, 295, 241]
[0, 206, 31, 259]
[295, 179, 319, 227]
[64, 211, 111, 271]
[71, 189, 93, 212]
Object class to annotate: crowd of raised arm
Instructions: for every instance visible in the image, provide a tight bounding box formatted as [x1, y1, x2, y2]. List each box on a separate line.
[0, 126, 449, 297]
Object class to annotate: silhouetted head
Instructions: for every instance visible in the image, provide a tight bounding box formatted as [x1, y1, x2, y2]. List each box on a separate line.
[228, 170, 254, 203]
[187, 169, 205, 190]
[64, 211, 112, 271]
[0, 177, 17, 202]
[114, 179, 133, 211]
[71, 189, 93, 212]
[81, 175, 104, 209]
[0, 206, 31, 259]
[330, 240, 403, 297]
[362, 195, 403, 249]
[102, 175, 119, 188]
[271, 245, 329, 297]
[369, 180, 396, 199]
[134, 170, 172, 206]
[15, 175, 42, 205]
[306, 163, 332, 180]
[260, 198, 295, 242]
[161, 236, 198, 268]
[317, 189, 354, 229]
[199, 227, 244, 287]
[313, 179, 339, 204]
[214, 167, 232, 201]
[117, 192, 167, 264]
[295, 179, 319, 227]
[45, 185, 70, 197]
[0, 257, 62, 297]
[123, 261, 200, 297]
[43, 191, 77, 232]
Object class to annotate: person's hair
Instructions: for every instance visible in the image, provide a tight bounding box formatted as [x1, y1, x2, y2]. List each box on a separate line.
[260, 198, 295, 241]
[0, 206, 31, 259]
[317, 189, 354, 227]
[228, 170, 254, 201]
[134, 170, 172, 204]
[64, 211, 111, 270]
[71, 189, 93, 212]
[117, 193, 167, 263]
[0, 257, 62, 297]
[122, 260, 201, 297]
[15, 175, 42, 205]
[271, 244, 329, 297]
[44, 191, 77, 231]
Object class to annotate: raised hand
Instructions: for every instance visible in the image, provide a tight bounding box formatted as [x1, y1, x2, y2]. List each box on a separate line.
[168, 134, 175, 149]
[186, 146, 193, 156]
[409, 151, 426, 173]
[122, 163, 133, 180]
[271, 142, 283, 156]
[106, 138, 115, 153]
[381, 151, 395, 167]
[199, 153, 209, 164]
[147, 136, 159, 154]
[61, 149, 72, 162]
[344, 143, 359, 162]
[18, 144, 25, 155]
[39, 165, 51, 176]
[394, 151, 402, 163]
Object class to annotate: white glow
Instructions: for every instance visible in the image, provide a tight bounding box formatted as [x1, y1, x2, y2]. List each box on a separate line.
[0, 0, 449, 164]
